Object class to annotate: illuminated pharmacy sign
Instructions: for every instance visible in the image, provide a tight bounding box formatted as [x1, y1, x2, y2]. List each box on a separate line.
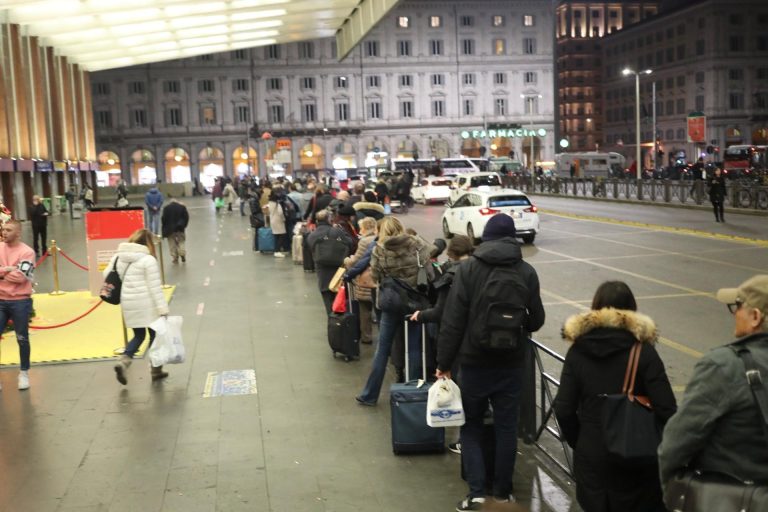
[461, 128, 548, 139]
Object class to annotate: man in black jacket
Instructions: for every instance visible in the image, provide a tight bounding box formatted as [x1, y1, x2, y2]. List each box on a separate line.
[436, 213, 545, 511]
[161, 195, 189, 264]
[29, 195, 49, 256]
[307, 210, 353, 314]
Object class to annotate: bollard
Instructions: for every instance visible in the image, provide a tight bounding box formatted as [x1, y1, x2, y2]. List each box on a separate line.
[49, 240, 65, 296]
[154, 235, 172, 289]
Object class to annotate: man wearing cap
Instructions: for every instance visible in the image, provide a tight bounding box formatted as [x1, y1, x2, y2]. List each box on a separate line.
[658, 275, 768, 489]
[437, 213, 545, 511]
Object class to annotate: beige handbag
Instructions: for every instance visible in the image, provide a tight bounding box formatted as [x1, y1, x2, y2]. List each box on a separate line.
[328, 266, 346, 292]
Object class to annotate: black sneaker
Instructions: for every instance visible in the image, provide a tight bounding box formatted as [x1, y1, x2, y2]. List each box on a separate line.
[448, 442, 462, 455]
[456, 497, 485, 511]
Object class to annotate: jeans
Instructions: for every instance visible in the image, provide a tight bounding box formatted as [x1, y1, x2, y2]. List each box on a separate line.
[147, 210, 161, 234]
[239, 199, 246, 216]
[124, 328, 156, 358]
[460, 365, 523, 499]
[358, 312, 422, 403]
[0, 298, 32, 370]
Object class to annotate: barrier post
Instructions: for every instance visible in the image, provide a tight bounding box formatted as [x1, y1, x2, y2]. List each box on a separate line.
[49, 240, 65, 296]
[154, 235, 171, 289]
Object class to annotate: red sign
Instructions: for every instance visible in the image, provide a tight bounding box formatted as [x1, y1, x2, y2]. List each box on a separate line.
[276, 139, 292, 150]
[85, 209, 144, 240]
[687, 114, 706, 143]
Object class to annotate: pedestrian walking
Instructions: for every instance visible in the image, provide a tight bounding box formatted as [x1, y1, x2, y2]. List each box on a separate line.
[554, 281, 676, 512]
[0, 220, 36, 390]
[436, 213, 545, 510]
[708, 166, 727, 223]
[65, 185, 76, 218]
[144, 181, 164, 234]
[28, 195, 49, 256]
[658, 275, 768, 504]
[109, 228, 170, 385]
[81, 182, 94, 210]
[212, 177, 224, 213]
[223, 179, 237, 213]
[161, 195, 189, 264]
[115, 179, 129, 207]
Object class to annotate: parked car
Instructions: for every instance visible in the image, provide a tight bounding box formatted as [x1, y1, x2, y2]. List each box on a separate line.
[448, 172, 502, 202]
[411, 176, 452, 204]
[441, 189, 540, 244]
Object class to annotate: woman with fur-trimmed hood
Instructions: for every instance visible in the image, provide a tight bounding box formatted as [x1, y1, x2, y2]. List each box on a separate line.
[553, 281, 676, 512]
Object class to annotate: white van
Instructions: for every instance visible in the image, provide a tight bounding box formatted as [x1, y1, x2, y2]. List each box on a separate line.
[555, 152, 626, 178]
[439, 158, 480, 175]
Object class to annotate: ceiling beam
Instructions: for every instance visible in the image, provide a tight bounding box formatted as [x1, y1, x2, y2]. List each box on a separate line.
[335, 0, 400, 61]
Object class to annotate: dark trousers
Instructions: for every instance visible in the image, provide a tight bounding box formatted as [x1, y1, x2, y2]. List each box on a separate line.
[460, 365, 523, 499]
[0, 298, 32, 370]
[321, 290, 335, 316]
[124, 328, 156, 358]
[274, 233, 288, 253]
[712, 200, 724, 221]
[32, 225, 47, 255]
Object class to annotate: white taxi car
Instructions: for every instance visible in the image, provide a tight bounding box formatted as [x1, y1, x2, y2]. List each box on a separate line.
[449, 172, 502, 203]
[441, 189, 540, 244]
[411, 176, 453, 204]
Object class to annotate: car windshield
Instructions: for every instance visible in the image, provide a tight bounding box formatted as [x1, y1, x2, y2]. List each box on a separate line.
[470, 175, 501, 187]
[488, 195, 531, 207]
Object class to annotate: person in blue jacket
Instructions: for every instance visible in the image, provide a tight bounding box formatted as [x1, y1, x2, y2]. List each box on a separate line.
[144, 180, 164, 235]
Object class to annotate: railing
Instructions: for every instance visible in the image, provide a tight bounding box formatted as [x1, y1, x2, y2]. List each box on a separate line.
[520, 338, 573, 477]
[504, 176, 768, 211]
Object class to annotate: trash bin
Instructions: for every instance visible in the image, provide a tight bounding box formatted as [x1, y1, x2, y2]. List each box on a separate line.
[55, 195, 65, 214]
[42, 197, 52, 212]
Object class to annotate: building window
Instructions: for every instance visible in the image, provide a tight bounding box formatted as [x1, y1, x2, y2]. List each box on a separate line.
[460, 15, 474, 27]
[524, 72, 537, 85]
[401, 100, 414, 118]
[430, 39, 443, 55]
[696, 40, 705, 55]
[462, 39, 475, 55]
[676, 76, 686, 87]
[130, 108, 147, 127]
[695, 95, 704, 111]
[368, 101, 382, 119]
[755, 93, 768, 109]
[298, 42, 314, 59]
[666, 48, 674, 63]
[397, 16, 410, 28]
[523, 38, 536, 54]
[729, 36, 744, 52]
[463, 98, 474, 116]
[492, 15, 504, 27]
[758, 36, 768, 52]
[93, 82, 110, 96]
[336, 102, 349, 121]
[163, 80, 180, 94]
[676, 98, 686, 114]
[166, 107, 182, 127]
[232, 49, 247, 60]
[399, 74, 413, 87]
[523, 15, 534, 27]
[334, 76, 348, 89]
[524, 96, 539, 115]
[266, 44, 280, 59]
[493, 39, 505, 55]
[267, 78, 282, 91]
[233, 79, 249, 92]
[300, 77, 316, 90]
[235, 105, 250, 124]
[268, 104, 283, 123]
[431, 74, 444, 86]
[729, 93, 744, 109]
[367, 75, 381, 88]
[729, 69, 743, 80]
[199, 54, 213, 62]
[696, 71, 705, 83]
[432, 99, 445, 117]
[365, 40, 380, 57]
[201, 106, 216, 125]
[429, 16, 442, 28]
[677, 45, 685, 59]
[494, 72, 506, 85]
[128, 81, 145, 95]
[302, 102, 317, 122]
[398, 40, 411, 56]
[198, 79, 215, 93]
[729, 13, 744, 25]
[494, 98, 506, 116]
[462, 73, 475, 86]
[666, 100, 674, 115]
[95, 110, 112, 129]
[758, 68, 768, 80]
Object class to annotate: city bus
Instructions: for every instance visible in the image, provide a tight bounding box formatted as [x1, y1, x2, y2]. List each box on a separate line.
[554, 152, 626, 178]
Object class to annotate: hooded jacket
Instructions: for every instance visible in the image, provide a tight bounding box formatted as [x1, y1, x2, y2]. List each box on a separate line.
[103, 243, 168, 328]
[436, 237, 544, 370]
[370, 234, 434, 289]
[144, 188, 164, 212]
[353, 201, 385, 221]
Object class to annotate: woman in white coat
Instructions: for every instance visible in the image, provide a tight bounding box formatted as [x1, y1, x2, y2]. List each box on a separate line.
[266, 186, 288, 257]
[106, 228, 169, 385]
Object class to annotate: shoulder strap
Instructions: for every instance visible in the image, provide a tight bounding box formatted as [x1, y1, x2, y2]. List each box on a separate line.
[732, 345, 768, 444]
[622, 342, 642, 397]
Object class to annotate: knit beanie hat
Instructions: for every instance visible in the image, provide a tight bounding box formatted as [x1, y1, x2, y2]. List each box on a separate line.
[481, 213, 516, 241]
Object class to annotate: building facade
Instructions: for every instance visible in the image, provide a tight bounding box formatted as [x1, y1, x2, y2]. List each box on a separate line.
[556, 1, 660, 153]
[92, 0, 555, 187]
[601, 0, 768, 167]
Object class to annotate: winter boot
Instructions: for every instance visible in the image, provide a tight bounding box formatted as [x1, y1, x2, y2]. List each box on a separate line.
[114, 355, 131, 385]
[151, 365, 169, 381]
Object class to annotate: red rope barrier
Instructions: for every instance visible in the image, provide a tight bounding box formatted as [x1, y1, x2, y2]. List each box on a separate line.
[29, 300, 104, 330]
[34, 250, 49, 268]
[57, 249, 89, 271]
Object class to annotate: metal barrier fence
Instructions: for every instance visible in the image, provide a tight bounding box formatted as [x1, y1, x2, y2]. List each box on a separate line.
[504, 176, 768, 211]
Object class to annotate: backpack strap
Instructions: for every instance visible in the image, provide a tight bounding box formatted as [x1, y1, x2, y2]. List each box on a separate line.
[731, 344, 768, 445]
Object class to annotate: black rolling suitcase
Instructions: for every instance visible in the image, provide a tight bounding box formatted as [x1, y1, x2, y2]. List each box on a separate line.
[327, 283, 360, 361]
[390, 320, 445, 454]
[302, 231, 315, 272]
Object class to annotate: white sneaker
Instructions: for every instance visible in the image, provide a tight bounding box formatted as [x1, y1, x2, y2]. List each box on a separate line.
[274, 252, 285, 258]
[18, 371, 30, 390]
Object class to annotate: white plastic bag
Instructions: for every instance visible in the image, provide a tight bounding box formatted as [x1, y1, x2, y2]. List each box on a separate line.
[148, 316, 185, 366]
[426, 378, 465, 428]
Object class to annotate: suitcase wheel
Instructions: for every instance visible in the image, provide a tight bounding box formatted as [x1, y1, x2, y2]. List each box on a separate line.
[344, 356, 351, 362]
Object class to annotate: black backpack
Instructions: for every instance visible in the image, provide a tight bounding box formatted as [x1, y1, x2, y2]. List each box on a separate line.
[469, 261, 529, 352]
[99, 257, 131, 305]
[313, 228, 348, 266]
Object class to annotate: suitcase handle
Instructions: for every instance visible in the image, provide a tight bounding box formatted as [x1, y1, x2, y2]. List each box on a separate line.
[403, 317, 427, 382]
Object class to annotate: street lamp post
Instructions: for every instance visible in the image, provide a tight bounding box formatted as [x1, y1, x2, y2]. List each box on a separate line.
[520, 93, 543, 171]
[622, 68, 652, 180]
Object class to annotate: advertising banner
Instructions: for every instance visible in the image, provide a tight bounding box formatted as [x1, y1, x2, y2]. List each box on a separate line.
[687, 112, 706, 143]
[84, 208, 145, 296]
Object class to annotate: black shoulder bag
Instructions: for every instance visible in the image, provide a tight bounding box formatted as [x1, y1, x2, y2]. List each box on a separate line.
[99, 257, 132, 305]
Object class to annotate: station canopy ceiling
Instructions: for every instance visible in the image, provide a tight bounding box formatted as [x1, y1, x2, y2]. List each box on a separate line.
[1, 0, 391, 71]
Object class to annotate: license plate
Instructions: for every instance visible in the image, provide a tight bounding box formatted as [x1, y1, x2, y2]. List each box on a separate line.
[512, 211, 523, 219]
